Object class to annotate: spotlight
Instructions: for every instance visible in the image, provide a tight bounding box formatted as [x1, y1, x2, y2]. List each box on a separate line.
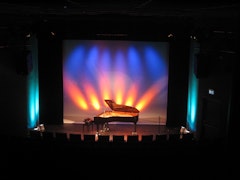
[51, 31, 56, 36]
[26, 33, 31, 38]
[180, 126, 190, 134]
[39, 124, 45, 132]
[34, 124, 45, 132]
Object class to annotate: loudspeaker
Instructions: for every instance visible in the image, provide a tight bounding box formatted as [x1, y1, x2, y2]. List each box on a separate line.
[194, 51, 235, 79]
[16, 50, 32, 75]
[194, 52, 210, 78]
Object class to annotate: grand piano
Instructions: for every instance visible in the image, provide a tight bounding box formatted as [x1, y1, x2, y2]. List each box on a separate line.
[94, 99, 139, 133]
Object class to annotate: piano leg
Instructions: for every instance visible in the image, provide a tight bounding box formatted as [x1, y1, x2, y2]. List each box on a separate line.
[132, 122, 137, 135]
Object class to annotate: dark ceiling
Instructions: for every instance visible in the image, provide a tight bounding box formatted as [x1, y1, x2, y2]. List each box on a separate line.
[0, 1, 239, 47]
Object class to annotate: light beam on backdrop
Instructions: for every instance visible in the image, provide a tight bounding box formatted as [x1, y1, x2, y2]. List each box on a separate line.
[98, 49, 112, 100]
[63, 40, 169, 124]
[63, 73, 88, 110]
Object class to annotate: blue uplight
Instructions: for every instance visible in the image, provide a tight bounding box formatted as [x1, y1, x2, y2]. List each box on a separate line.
[187, 42, 200, 132]
[27, 36, 39, 129]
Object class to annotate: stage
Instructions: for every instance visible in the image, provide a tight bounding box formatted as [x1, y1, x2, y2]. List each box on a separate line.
[41, 123, 181, 142]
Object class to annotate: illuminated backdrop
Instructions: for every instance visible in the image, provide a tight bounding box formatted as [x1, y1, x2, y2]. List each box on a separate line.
[63, 40, 169, 125]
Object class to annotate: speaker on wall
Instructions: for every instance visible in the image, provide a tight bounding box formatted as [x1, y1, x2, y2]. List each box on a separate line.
[194, 52, 211, 79]
[16, 50, 32, 75]
[194, 51, 235, 79]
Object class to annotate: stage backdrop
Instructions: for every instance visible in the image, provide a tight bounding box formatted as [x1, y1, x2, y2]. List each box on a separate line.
[63, 40, 169, 125]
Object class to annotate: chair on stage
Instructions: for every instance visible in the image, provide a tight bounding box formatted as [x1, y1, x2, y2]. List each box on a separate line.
[168, 133, 181, 145]
[112, 135, 125, 148]
[112, 135, 125, 143]
[155, 134, 168, 143]
[181, 133, 195, 145]
[41, 131, 55, 142]
[55, 132, 68, 143]
[83, 134, 96, 142]
[83, 134, 96, 149]
[97, 135, 110, 143]
[28, 130, 42, 141]
[69, 133, 82, 144]
[141, 135, 154, 143]
[127, 135, 139, 143]
[83, 118, 94, 132]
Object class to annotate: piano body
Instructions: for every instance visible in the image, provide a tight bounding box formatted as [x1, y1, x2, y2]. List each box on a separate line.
[94, 99, 139, 133]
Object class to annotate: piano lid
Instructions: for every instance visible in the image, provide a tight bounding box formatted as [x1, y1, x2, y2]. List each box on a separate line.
[104, 99, 139, 113]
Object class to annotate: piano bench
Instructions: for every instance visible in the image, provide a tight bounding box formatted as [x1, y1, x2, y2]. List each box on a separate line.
[83, 118, 94, 132]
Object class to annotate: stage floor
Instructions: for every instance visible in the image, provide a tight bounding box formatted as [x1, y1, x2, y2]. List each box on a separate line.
[42, 123, 180, 141]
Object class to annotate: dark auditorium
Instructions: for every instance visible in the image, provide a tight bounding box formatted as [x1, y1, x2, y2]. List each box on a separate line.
[0, 1, 239, 178]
